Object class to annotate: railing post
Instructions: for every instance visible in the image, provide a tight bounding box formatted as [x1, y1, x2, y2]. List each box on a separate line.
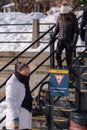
[32, 19, 39, 48]
[47, 83, 53, 130]
[75, 64, 81, 110]
[50, 34, 55, 68]
[46, 34, 55, 130]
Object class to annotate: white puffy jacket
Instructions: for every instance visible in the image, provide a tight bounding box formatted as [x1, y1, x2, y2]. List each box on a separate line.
[6, 74, 32, 129]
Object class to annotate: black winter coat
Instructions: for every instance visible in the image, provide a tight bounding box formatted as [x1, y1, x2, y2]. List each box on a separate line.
[80, 7, 87, 41]
[53, 13, 78, 45]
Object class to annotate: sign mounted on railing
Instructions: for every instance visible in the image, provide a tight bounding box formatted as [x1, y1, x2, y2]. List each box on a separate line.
[49, 68, 69, 96]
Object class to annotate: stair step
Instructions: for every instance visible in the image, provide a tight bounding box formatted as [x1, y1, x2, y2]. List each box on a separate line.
[32, 116, 68, 123]
[54, 107, 75, 112]
[31, 128, 46, 130]
[68, 88, 75, 92]
[81, 81, 87, 84]
[80, 65, 87, 67]
[80, 89, 87, 92]
[40, 106, 75, 113]
[59, 97, 75, 102]
[82, 73, 87, 76]
[31, 128, 68, 130]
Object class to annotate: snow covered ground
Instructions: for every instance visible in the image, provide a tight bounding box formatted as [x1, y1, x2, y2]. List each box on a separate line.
[0, 7, 85, 52]
[0, 10, 57, 52]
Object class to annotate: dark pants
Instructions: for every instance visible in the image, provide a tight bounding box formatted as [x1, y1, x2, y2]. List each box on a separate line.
[56, 40, 73, 68]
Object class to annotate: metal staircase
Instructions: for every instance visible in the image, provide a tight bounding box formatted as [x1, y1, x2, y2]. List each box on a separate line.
[32, 47, 87, 130]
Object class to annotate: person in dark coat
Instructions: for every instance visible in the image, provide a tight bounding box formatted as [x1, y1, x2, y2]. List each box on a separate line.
[80, 7, 87, 45]
[52, 1, 78, 69]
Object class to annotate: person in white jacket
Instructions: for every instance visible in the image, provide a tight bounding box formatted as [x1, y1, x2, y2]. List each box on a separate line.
[6, 62, 32, 130]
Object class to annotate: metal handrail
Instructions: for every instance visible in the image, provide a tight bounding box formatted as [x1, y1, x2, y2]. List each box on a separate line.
[0, 24, 55, 72]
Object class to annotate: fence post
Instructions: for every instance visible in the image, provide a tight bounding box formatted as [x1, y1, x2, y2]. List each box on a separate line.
[32, 19, 39, 48]
[75, 64, 81, 110]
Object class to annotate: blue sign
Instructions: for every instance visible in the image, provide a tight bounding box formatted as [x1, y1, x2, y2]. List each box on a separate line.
[50, 68, 69, 96]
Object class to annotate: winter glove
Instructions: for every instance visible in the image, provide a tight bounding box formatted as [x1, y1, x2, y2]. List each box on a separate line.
[13, 118, 19, 129]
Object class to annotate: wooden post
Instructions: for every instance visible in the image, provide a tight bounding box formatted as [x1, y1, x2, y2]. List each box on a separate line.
[32, 19, 39, 48]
